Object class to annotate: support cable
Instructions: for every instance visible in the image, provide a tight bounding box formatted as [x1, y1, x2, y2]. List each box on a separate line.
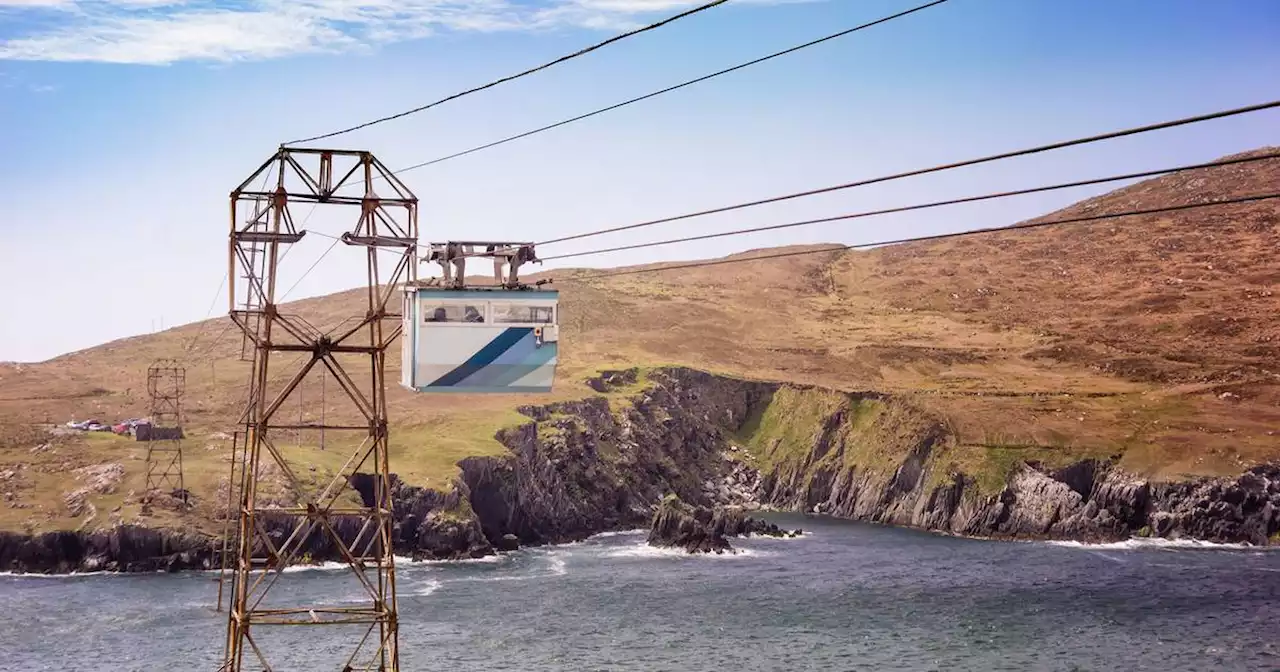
[280, 237, 342, 302]
[182, 272, 228, 355]
[541, 152, 1280, 261]
[183, 164, 276, 355]
[566, 192, 1280, 282]
[381, 0, 950, 174]
[535, 99, 1280, 246]
[284, 0, 734, 146]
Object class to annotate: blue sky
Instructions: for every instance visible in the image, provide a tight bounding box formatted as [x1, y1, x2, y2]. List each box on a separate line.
[0, 0, 1277, 362]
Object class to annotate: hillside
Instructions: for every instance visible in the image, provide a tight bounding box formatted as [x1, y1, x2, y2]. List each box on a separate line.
[1, 147, 1277, 537]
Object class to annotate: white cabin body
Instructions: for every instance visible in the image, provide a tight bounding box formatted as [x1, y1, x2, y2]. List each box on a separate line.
[401, 287, 559, 393]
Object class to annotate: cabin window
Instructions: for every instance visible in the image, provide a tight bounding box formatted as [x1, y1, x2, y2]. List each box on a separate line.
[421, 303, 486, 323]
[490, 303, 555, 324]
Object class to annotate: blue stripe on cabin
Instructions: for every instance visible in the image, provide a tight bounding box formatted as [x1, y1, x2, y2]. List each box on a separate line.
[483, 344, 558, 388]
[459, 338, 558, 389]
[427, 327, 531, 387]
[454, 333, 537, 387]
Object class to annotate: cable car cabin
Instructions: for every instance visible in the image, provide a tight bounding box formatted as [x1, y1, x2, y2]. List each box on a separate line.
[401, 287, 559, 393]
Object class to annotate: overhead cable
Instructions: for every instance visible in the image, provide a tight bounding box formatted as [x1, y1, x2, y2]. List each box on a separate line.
[536, 99, 1280, 246]
[385, 0, 951, 173]
[194, 320, 236, 361]
[541, 151, 1280, 261]
[284, 0, 733, 146]
[566, 192, 1280, 281]
[280, 236, 342, 301]
[182, 271, 228, 355]
[183, 163, 276, 356]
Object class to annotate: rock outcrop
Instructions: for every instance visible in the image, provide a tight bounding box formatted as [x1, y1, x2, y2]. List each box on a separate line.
[384, 477, 494, 561]
[647, 495, 799, 554]
[0, 475, 496, 574]
[0, 525, 216, 574]
[648, 496, 733, 554]
[456, 368, 770, 547]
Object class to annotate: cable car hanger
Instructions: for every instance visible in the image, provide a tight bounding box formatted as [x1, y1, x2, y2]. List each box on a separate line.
[419, 240, 546, 290]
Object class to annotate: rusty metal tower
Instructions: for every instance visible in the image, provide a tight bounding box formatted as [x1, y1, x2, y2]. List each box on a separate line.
[222, 148, 417, 671]
[144, 359, 186, 501]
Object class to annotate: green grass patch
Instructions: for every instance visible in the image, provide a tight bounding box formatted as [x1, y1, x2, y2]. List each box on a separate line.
[81, 431, 133, 446]
[734, 387, 932, 486]
[436, 493, 477, 523]
[602, 367, 654, 396]
[388, 408, 528, 488]
[935, 442, 1115, 498]
[735, 387, 847, 472]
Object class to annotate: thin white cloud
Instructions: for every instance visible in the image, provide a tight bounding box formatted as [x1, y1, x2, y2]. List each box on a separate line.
[0, 1, 72, 7]
[0, 0, 784, 65]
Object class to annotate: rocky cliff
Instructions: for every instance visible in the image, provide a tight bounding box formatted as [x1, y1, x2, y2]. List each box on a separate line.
[455, 368, 767, 546]
[0, 525, 214, 574]
[2, 367, 1276, 573]
[740, 381, 1280, 546]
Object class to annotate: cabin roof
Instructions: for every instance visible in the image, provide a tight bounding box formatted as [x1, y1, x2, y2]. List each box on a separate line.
[410, 287, 559, 300]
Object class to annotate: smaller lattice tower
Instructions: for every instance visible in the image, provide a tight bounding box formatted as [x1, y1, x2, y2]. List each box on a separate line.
[144, 359, 187, 503]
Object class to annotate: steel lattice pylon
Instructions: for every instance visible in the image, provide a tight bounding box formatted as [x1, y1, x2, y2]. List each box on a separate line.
[144, 359, 186, 500]
[222, 148, 417, 671]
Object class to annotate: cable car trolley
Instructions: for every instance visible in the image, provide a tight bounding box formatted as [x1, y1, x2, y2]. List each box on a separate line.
[402, 241, 558, 393]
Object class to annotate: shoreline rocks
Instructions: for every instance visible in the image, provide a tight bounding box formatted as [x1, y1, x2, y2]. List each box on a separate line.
[647, 495, 800, 554]
[0, 525, 217, 574]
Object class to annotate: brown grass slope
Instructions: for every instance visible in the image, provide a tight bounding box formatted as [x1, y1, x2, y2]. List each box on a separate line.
[1, 148, 1277, 533]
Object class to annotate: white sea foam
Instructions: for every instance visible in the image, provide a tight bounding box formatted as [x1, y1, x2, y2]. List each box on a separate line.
[590, 529, 646, 539]
[279, 560, 350, 573]
[601, 542, 768, 560]
[1046, 537, 1263, 551]
[741, 531, 807, 541]
[546, 538, 588, 549]
[446, 550, 569, 583]
[403, 553, 508, 566]
[0, 570, 114, 579]
[414, 579, 443, 596]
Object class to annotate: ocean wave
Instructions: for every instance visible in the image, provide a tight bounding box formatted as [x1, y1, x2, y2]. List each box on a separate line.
[601, 543, 769, 560]
[0, 570, 115, 579]
[414, 579, 443, 596]
[403, 553, 508, 566]
[279, 561, 351, 573]
[1046, 537, 1265, 551]
[740, 532, 806, 541]
[590, 529, 646, 539]
[444, 550, 569, 583]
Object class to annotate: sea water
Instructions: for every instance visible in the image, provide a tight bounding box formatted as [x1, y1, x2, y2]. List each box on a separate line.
[2, 514, 1278, 671]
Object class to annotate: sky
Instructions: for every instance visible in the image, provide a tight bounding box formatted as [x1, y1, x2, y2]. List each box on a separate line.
[0, 0, 1277, 362]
